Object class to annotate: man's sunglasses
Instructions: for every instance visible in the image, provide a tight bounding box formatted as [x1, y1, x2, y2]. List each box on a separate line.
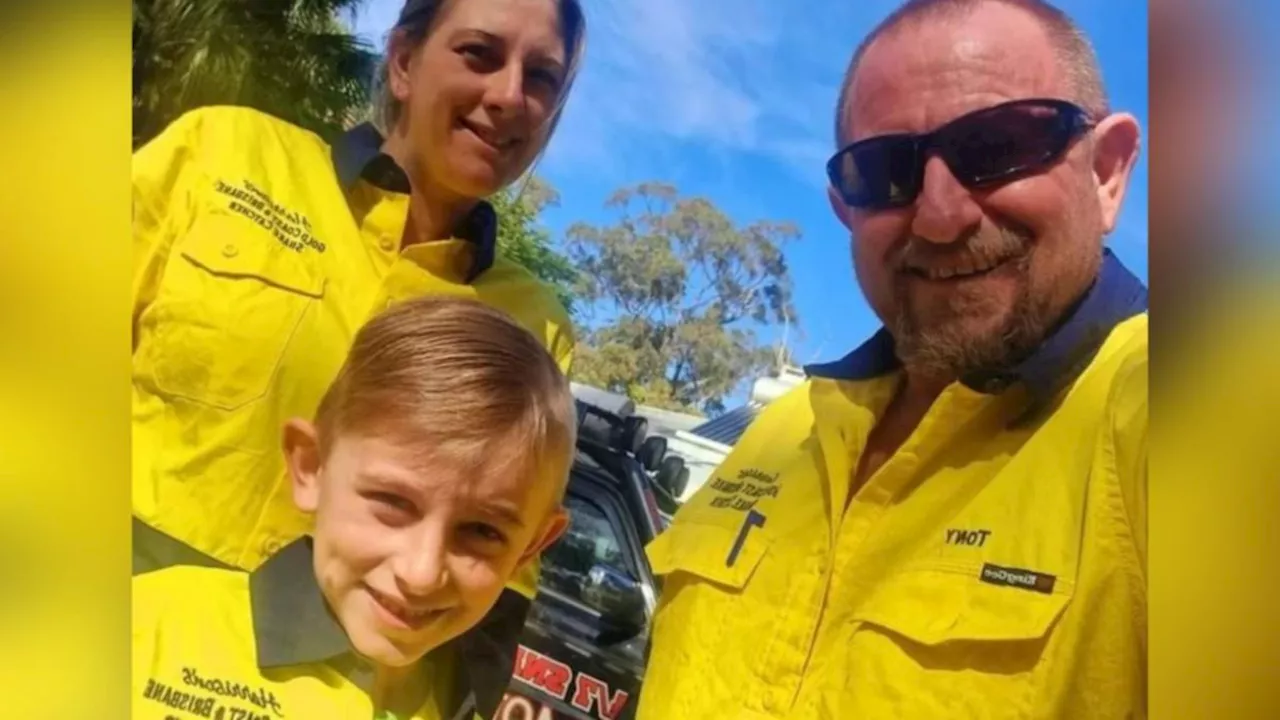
[826, 98, 1096, 211]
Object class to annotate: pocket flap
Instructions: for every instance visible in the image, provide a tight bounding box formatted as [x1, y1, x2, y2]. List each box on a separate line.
[854, 566, 1073, 646]
[180, 213, 325, 297]
[647, 520, 769, 590]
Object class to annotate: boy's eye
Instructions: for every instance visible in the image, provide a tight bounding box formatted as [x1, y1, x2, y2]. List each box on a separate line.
[463, 523, 508, 545]
[367, 492, 415, 514]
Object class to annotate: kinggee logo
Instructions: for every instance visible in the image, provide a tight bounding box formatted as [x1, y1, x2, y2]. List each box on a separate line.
[980, 563, 1057, 594]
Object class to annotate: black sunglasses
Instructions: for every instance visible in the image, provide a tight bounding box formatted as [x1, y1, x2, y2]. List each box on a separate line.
[826, 98, 1095, 211]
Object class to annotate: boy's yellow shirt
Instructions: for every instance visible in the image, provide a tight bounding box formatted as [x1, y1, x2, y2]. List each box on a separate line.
[132, 539, 498, 720]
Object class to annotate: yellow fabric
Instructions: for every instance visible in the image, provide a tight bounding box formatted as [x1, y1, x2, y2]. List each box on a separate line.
[638, 314, 1148, 720]
[132, 566, 455, 720]
[132, 107, 573, 595]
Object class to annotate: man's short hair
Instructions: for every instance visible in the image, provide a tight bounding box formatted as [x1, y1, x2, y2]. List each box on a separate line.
[834, 0, 1110, 145]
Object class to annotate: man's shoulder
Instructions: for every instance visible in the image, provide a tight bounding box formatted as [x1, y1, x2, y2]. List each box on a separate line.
[676, 381, 818, 501]
[1102, 313, 1148, 433]
[751, 379, 818, 427]
[1104, 312, 1148, 362]
[1087, 311, 1148, 404]
[1043, 311, 1146, 439]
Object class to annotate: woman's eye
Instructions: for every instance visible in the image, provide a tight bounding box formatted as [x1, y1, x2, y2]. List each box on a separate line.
[457, 43, 492, 62]
[529, 68, 563, 91]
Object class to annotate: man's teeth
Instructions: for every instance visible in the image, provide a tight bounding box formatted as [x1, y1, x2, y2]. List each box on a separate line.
[917, 256, 1005, 279]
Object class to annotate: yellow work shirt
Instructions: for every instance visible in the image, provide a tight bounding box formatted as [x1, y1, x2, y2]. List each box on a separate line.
[638, 250, 1148, 719]
[132, 538, 487, 720]
[131, 106, 573, 594]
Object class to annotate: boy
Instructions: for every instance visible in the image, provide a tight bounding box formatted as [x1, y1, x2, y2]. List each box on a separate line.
[132, 297, 577, 720]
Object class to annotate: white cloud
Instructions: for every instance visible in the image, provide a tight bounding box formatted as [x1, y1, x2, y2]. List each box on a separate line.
[544, 0, 839, 181]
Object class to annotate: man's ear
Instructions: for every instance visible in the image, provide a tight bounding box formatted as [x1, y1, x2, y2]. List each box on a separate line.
[283, 418, 323, 513]
[1090, 112, 1142, 234]
[515, 506, 570, 569]
[828, 184, 856, 231]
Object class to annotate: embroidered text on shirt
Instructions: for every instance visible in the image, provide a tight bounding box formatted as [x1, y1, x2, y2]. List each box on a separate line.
[946, 529, 992, 547]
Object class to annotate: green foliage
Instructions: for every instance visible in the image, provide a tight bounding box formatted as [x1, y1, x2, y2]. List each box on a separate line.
[132, 0, 378, 147]
[567, 183, 799, 415]
[490, 177, 581, 316]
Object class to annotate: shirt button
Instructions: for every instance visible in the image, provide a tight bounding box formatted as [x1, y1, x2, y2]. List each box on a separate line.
[262, 538, 283, 557]
[379, 235, 396, 252]
[222, 243, 239, 258]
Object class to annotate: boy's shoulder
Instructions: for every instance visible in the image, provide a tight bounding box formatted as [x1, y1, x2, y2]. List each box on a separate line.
[134, 563, 249, 590]
[133, 565, 252, 624]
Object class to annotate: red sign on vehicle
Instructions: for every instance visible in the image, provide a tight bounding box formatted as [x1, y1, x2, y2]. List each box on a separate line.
[508, 646, 631, 720]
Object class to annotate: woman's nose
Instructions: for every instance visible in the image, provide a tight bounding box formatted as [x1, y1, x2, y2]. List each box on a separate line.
[483, 62, 526, 118]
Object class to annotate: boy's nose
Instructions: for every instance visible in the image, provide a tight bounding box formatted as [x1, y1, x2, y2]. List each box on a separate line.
[392, 534, 451, 598]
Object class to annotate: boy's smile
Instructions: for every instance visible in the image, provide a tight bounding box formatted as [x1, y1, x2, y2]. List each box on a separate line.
[363, 581, 450, 632]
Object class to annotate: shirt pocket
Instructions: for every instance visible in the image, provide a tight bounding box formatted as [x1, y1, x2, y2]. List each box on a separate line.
[138, 212, 326, 411]
[646, 519, 779, 708]
[844, 564, 1074, 719]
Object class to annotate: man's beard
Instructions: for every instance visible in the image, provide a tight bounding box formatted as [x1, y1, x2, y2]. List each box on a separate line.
[887, 227, 1055, 382]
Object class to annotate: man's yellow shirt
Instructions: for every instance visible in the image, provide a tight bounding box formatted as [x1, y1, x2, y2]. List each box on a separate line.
[131, 107, 574, 596]
[638, 251, 1148, 719]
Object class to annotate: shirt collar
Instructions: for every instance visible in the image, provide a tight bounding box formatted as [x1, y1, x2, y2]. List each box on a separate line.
[331, 122, 498, 282]
[804, 248, 1149, 402]
[249, 537, 350, 668]
[249, 537, 526, 719]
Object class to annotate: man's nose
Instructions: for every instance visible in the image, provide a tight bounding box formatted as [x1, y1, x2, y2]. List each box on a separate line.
[392, 530, 450, 597]
[910, 155, 983, 245]
[484, 62, 526, 117]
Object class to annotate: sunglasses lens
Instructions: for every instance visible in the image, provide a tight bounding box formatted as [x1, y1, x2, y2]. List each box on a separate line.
[943, 102, 1075, 184]
[836, 137, 919, 209]
[828, 100, 1088, 210]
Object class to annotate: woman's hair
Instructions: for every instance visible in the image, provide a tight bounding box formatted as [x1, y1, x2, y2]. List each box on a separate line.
[369, 0, 587, 146]
[314, 296, 578, 499]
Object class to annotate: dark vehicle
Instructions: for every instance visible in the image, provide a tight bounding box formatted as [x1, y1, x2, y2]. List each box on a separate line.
[492, 395, 688, 720]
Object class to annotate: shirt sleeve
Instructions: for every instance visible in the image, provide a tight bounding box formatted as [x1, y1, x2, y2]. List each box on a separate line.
[132, 110, 205, 350]
[551, 319, 576, 376]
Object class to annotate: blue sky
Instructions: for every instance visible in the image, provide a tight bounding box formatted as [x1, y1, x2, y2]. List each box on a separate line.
[352, 0, 1148, 391]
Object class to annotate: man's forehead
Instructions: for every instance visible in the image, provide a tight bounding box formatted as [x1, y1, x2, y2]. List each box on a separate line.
[843, 3, 1067, 141]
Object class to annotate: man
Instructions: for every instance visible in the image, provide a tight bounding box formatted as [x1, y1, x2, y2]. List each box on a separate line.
[637, 1, 1146, 718]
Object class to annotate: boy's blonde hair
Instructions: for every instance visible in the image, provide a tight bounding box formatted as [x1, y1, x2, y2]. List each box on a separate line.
[315, 296, 577, 501]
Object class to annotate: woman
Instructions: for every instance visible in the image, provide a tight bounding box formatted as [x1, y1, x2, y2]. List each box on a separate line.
[131, 0, 586, 590]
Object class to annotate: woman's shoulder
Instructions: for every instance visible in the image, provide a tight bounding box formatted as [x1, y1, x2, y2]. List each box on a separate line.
[478, 259, 575, 330]
[139, 105, 332, 164]
[483, 258, 569, 311]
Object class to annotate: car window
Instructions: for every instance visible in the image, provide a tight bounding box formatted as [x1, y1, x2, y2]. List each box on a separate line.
[541, 493, 636, 614]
